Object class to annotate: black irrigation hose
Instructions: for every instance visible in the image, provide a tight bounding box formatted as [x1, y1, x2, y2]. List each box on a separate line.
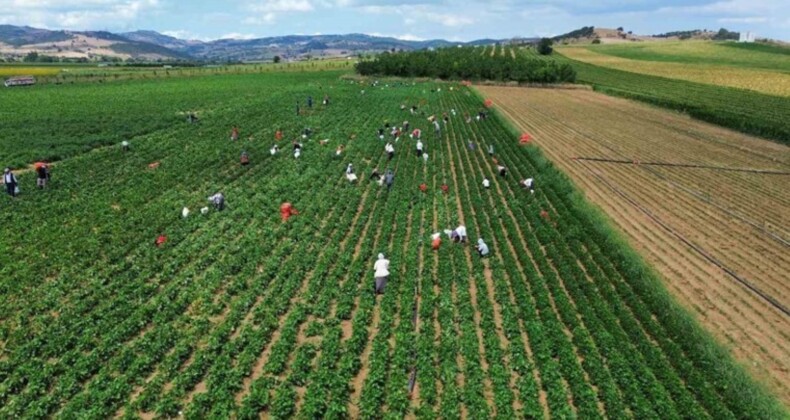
[573, 157, 790, 176]
[577, 160, 790, 318]
[574, 157, 790, 248]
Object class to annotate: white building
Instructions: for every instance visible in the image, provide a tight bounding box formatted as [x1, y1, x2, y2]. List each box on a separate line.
[739, 32, 756, 43]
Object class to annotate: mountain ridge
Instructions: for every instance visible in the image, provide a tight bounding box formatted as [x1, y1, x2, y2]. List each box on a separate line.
[0, 24, 529, 62]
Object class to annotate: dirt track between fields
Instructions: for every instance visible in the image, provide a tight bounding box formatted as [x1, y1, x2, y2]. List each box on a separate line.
[478, 85, 790, 405]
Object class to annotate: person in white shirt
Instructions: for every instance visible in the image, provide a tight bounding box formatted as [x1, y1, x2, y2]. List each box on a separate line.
[270, 144, 279, 156]
[4, 168, 18, 197]
[416, 140, 424, 157]
[521, 178, 535, 194]
[476, 238, 489, 257]
[121, 140, 130, 152]
[385, 142, 395, 161]
[482, 177, 491, 189]
[373, 253, 391, 295]
[497, 165, 507, 177]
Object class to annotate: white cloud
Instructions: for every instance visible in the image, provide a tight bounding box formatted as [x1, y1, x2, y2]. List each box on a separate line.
[218, 32, 258, 40]
[0, 0, 161, 30]
[718, 16, 769, 23]
[248, 0, 315, 13]
[367, 32, 425, 41]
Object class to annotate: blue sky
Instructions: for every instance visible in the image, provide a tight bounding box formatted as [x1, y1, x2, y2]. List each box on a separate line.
[0, 0, 787, 41]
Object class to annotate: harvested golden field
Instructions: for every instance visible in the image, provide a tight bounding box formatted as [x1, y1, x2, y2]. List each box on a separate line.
[479, 85, 790, 405]
[559, 46, 790, 97]
[0, 66, 60, 77]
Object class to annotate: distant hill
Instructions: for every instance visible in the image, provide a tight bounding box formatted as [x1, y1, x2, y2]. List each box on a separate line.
[0, 25, 188, 61]
[129, 32, 509, 61]
[0, 25, 525, 62]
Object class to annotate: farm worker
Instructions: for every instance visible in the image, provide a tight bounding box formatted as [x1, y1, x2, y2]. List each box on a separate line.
[230, 126, 239, 141]
[307, 96, 313, 108]
[240, 151, 250, 166]
[433, 120, 441, 137]
[488, 144, 494, 156]
[270, 144, 279, 156]
[182, 207, 190, 218]
[35, 163, 50, 189]
[451, 109, 457, 116]
[419, 183, 428, 193]
[347, 172, 358, 183]
[385, 142, 395, 160]
[403, 121, 410, 132]
[482, 177, 491, 189]
[416, 140, 424, 157]
[422, 153, 429, 163]
[336, 145, 344, 158]
[378, 127, 385, 140]
[442, 113, 449, 125]
[465, 112, 472, 123]
[476, 238, 490, 257]
[385, 169, 394, 191]
[275, 129, 283, 141]
[121, 140, 130, 152]
[294, 148, 302, 159]
[497, 164, 507, 177]
[187, 113, 197, 123]
[323, 94, 329, 105]
[445, 227, 466, 243]
[431, 233, 442, 251]
[410, 105, 417, 114]
[468, 141, 475, 150]
[373, 253, 390, 295]
[3, 168, 18, 197]
[521, 178, 535, 194]
[441, 184, 449, 194]
[540, 209, 551, 223]
[208, 192, 225, 211]
[293, 141, 302, 151]
[154, 235, 167, 247]
[411, 128, 421, 139]
[346, 163, 354, 175]
[370, 167, 381, 181]
[303, 127, 312, 138]
[280, 202, 299, 222]
[455, 225, 468, 243]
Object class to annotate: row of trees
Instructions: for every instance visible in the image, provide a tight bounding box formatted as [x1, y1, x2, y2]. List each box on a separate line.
[355, 46, 576, 84]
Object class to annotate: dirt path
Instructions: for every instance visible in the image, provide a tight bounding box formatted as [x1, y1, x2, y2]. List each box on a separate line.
[479, 85, 790, 405]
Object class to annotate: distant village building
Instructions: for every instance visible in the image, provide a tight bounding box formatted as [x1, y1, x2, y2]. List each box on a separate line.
[739, 32, 756, 43]
[4, 76, 36, 87]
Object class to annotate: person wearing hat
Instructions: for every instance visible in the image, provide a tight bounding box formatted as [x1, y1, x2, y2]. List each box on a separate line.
[4, 168, 18, 197]
[35, 162, 50, 189]
[373, 253, 391, 296]
[240, 151, 250, 166]
[208, 192, 225, 211]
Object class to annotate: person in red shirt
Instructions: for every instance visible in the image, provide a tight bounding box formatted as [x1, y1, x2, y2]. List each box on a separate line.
[154, 235, 167, 247]
[441, 184, 449, 194]
[275, 129, 283, 141]
[419, 183, 428, 193]
[280, 203, 299, 222]
[230, 126, 239, 141]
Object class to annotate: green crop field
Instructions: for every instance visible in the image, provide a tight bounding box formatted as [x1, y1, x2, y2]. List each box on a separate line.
[553, 50, 790, 145]
[0, 70, 785, 418]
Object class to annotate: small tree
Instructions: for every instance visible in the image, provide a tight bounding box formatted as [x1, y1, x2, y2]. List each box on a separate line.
[273, 55, 281, 63]
[591, 38, 602, 44]
[537, 38, 553, 55]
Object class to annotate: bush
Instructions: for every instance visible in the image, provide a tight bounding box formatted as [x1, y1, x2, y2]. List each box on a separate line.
[537, 38, 554, 55]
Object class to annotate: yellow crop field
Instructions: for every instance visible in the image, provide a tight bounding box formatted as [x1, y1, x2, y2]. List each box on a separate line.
[0, 66, 61, 77]
[559, 46, 790, 97]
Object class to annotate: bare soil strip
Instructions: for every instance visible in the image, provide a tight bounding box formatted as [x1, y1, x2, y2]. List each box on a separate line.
[478, 85, 790, 405]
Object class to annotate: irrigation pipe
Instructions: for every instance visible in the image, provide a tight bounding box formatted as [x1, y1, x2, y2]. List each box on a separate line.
[578, 160, 790, 318]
